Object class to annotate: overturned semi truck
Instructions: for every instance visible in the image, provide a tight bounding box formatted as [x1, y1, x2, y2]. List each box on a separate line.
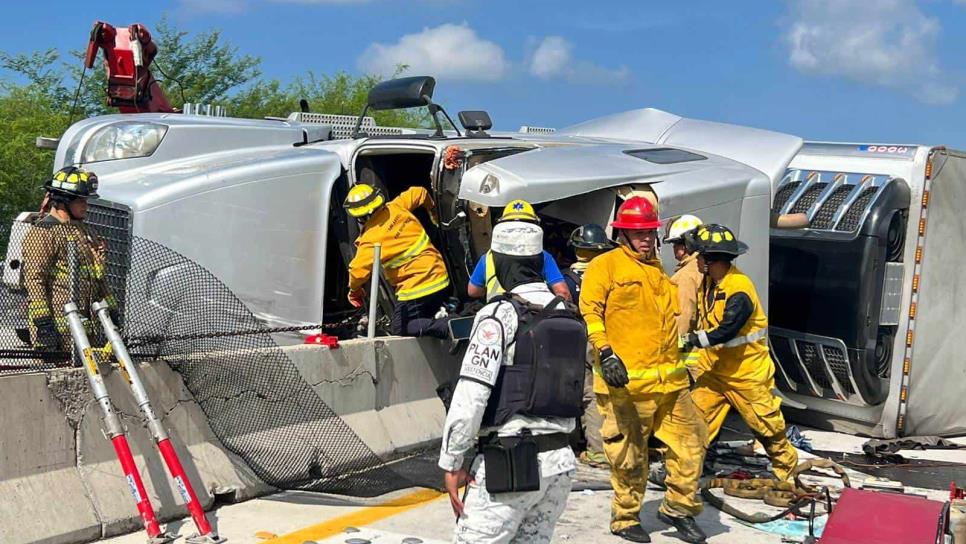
[8, 76, 961, 438]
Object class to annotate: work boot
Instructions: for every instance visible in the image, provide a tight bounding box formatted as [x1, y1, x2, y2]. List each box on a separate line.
[647, 461, 667, 489]
[657, 512, 707, 544]
[612, 524, 651, 543]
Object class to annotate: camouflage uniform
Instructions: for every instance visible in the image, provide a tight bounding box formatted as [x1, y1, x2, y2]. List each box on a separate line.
[23, 215, 114, 351]
[440, 282, 576, 544]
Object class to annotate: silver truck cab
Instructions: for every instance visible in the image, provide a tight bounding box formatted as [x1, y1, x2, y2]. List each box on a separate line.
[12, 76, 802, 345]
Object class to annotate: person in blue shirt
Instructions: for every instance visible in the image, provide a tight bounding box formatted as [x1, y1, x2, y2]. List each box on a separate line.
[465, 200, 572, 301]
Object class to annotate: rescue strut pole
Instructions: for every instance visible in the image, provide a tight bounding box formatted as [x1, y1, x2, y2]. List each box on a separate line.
[367, 243, 382, 339]
[64, 302, 171, 544]
[92, 300, 226, 544]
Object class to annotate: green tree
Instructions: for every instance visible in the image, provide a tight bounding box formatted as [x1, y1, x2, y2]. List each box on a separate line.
[0, 17, 427, 247]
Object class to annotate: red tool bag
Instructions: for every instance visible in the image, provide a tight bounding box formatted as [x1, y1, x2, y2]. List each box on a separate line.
[821, 488, 948, 544]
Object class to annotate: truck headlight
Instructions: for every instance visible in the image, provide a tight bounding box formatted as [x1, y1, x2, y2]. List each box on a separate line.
[81, 122, 168, 163]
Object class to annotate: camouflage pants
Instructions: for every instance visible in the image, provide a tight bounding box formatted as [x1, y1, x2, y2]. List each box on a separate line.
[455, 453, 574, 544]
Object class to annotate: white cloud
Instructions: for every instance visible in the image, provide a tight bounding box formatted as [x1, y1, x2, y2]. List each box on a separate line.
[358, 23, 507, 81]
[783, 0, 957, 104]
[177, 0, 249, 14]
[528, 36, 628, 84]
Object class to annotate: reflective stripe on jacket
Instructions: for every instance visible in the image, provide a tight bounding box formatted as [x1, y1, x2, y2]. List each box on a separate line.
[579, 245, 688, 395]
[348, 187, 450, 301]
[695, 265, 774, 383]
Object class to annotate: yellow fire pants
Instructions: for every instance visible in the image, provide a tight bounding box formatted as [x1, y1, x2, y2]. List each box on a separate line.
[596, 388, 707, 532]
[691, 373, 799, 481]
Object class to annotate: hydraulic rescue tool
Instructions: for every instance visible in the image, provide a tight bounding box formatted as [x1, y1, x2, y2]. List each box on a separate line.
[64, 302, 177, 544]
[92, 300, 227, 544]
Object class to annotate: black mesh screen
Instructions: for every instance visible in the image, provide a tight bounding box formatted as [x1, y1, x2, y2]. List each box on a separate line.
[773, 182, 800, 212]
[1, 220, 442, 496]
[789, 183, 828, 214]
[810, 186, 853, 230]
[797, 340, 832, 390]
[836, 187, 878, 232]
[822, 345, 854, 395]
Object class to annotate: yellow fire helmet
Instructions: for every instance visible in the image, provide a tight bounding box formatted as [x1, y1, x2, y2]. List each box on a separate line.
[344, 184, 386, 218]
[664, 214, 703, 244]
[499, 199, 539, 223]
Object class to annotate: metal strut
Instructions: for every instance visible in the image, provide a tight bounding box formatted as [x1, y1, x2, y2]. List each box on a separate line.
[92, 300, 227, 544]
[64, 302, 178, 544]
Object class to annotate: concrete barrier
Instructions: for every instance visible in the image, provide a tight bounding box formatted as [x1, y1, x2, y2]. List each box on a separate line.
[0, 336, 458, 543]
[286, 337, 459, 457]
[0, 372, 100, 544]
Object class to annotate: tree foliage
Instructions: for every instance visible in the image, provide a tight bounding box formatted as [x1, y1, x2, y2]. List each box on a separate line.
[0, 18, 425, 243]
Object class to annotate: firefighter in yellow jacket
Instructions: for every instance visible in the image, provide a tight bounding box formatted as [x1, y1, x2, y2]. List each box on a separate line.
[344, 184, 451, 338]
[683, 224, 798, 481]
[23, 166, 116, 355]
[580, 196, 708, 544]
[665, 214, 704, 376]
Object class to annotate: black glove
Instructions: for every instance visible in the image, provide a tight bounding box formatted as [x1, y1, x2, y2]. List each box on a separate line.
[599, 347, 629, 388]
[108, 308, 121, 327]
[33, 316, 62, 351]
[681, 332, 700, 353]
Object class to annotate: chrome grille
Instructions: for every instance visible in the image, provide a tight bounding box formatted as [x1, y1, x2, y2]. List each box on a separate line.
[811, 185, 853, 229]
[773, 182, 800, 212]
[85, 201, 132, 322]
[822, 345, 854, 395]
[797, 341, 832, 390]
[835, 187, 877, 232]
[790, 183, 827, 214]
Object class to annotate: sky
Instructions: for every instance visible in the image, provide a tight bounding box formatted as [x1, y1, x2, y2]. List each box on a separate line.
[2, 0, 965, 148]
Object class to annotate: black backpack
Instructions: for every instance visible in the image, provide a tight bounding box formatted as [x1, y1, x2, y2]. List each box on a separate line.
[481, 294, 587, 427]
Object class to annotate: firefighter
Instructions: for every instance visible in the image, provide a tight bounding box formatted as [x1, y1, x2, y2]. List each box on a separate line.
[664, 215, 705, 377]
[23, 166, 116, 355]
[344, 184, 451, 338]
[563, 224, 615, 467]
[580, 197, 708, 543]
[466, 199, 572, 302]
[683, 224, 799, 481]
[440, 220, 579, 543]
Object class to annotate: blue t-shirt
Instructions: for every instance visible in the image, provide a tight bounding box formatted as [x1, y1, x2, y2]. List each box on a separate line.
[469, 251, 565, 288]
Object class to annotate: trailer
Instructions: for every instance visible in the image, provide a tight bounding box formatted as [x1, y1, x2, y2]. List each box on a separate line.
[769, 142, 966, 438]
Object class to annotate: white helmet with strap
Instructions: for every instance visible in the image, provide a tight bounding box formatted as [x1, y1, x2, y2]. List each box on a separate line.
[664, 214, 703, 244]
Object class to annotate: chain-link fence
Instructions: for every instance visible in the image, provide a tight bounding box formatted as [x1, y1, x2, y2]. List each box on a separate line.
[1, 215, 443, 497]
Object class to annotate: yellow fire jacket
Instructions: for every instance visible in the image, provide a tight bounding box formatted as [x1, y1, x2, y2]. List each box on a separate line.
[579, 245, 688, 395]
[348, 187, 450, 301]
[22, 215, 115, 338]
[670, 252, 702, 337]
[695, 265, 774, 384]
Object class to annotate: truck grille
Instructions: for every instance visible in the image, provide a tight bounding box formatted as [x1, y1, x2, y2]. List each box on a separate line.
[835, 187, 878, 232]
[797, 341, 832, 390]
[773, 182, 800, 211]
[822, 345, 854, 395]
[789, 183, 827, 214]
[775, 170, 890, 233]
[810, 185, 853, 229]
[85, 201, 132, 323]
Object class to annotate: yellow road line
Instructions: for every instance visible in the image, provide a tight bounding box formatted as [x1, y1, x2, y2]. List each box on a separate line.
[265, 488, 445, 544]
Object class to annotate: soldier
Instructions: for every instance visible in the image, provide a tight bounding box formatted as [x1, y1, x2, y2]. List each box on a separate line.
[683, 224, 799, 481]
[23, 166, 116, 356]
[440, 220, 584, 544]
[580, 197, 708, 543]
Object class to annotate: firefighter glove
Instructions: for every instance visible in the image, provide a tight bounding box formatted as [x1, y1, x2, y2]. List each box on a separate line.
[599, 347, 629, 388]
[348, 288, 366, 308]
[33, 316, 62, 351]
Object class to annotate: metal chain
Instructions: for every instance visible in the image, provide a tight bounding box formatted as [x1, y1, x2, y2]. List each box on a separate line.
[124, 321, 353, 349]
